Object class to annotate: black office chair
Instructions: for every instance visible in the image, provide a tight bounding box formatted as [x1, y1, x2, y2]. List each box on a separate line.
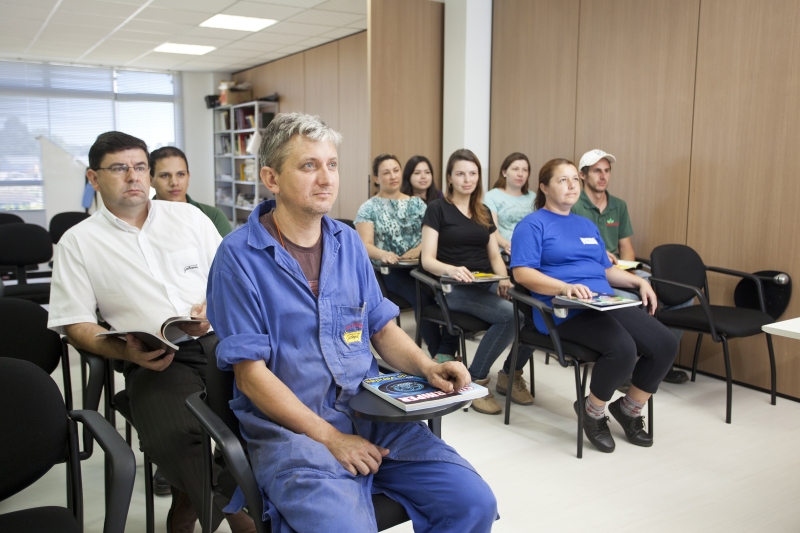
[81, 351, 157, 533]
[650, 244, 777, 423]
[410, 269, 490, 369]
[50, 211, 91, 244]
[0, 298, 74, 411]
[0, 358, 136, 533]
[0, 212, 24, 225]
[0, 223, 52, 304]
[505, 287, 653, 458]
[373, 265, 413, 326]
[185, 344, 411, 533]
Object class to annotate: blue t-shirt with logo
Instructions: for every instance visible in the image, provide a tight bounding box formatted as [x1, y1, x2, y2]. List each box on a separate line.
[510, 208, 613, 334]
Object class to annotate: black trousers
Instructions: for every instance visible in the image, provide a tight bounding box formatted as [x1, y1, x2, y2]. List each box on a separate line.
[555, 307, 678, 402]
[125, 335, 225, 530]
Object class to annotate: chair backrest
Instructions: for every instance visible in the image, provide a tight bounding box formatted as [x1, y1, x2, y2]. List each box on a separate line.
[207, 344, 243, 442]
[50, 211, 90, 244]
[0, 213, 24, 225]
[650, 244, 706, 306]
[0, 223, 54, 274]
[0, 358, 68, 501]
[335, 218, 356, 229]
[0, 298, 64, 375]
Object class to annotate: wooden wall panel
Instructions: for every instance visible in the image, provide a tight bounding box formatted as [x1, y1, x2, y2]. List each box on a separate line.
[233, 52, 305, 113]
[369, 0, 443, 188]
[489, 0, 580, 188]
[574, 0, 699, 257]
[685, 0, 800, 397]
[338, 32, 370, 219]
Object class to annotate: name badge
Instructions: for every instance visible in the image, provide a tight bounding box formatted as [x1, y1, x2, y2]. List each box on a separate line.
[580, 237, 599, 245]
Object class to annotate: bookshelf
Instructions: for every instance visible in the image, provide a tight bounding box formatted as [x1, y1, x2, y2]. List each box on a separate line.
[213, 100, 279, 227]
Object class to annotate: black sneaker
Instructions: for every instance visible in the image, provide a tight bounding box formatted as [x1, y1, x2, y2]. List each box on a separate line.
[608, 397, 653, 447]
[573, 397, 615, 453]
[662, 369, 689, 384]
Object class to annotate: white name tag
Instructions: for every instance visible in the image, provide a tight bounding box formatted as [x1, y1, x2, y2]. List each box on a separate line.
[580, 237, 599, 245]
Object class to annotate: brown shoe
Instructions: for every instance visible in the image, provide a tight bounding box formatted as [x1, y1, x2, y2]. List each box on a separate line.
[471, 377, 502, 414]
[226, 510, 257, 533]
[496, 370, 533, 405]
[166, 487, 197, 533]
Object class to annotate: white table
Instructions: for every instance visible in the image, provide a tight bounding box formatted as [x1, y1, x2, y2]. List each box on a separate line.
[762, 317, 800, 340]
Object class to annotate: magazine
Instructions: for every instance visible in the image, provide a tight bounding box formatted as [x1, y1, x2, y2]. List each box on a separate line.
[554, 292, 642, 311]
[361, 372, 488, 412]
[440, 272, 509, 283]
[614, 260, 642, 270]
[94, 316, 205, 353]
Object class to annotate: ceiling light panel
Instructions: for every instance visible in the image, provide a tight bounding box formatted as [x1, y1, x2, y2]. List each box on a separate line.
[200, 14, 277, 32]
[154, 43, 215, 55]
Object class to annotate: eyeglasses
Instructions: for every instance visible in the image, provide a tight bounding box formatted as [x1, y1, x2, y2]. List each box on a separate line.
[95, 164, 150, 176]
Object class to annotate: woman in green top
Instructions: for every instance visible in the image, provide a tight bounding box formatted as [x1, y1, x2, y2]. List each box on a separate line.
[355, 154, 456, 357]
[483, 152, 535, 255]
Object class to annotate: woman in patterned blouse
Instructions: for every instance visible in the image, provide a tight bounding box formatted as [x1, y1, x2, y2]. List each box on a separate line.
[356, 154, 457, 357]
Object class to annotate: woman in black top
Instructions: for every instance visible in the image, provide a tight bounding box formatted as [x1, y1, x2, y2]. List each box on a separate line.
[420, 149, 534, 415]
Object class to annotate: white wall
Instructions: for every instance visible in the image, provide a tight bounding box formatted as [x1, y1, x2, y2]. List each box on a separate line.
[181, 71, 231, 205]
[40, 136, 88, 226]
[441, 0, 493, 191]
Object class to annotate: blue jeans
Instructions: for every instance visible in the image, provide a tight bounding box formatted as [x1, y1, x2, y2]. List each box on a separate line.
[444, 283, 533, 380]
[382, 269, 459, 356]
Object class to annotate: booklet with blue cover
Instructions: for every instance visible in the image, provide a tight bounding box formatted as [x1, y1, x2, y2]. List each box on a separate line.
[554, 292, 641, 311]
[361, 372, 488, 412]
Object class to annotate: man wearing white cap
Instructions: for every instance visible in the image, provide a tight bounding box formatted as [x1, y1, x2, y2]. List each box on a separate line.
[572, 149, 689, 385]
[571, 149, 634, 264]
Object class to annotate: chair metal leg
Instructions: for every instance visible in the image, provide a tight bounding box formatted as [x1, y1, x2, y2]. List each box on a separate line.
[545, 352, 550, 365]
[647, 394, 654, 438]
[765, 333, 777, 405]
[394, 315, 400, 326]
[125, 421, 132, 446]
[580, 363, 590, 397]
[503, 342, 520, 426]
[200, 431, 214, 533]
[427, 417, 442, 438]
[721, 336, 733, 424]
[529, 353, 535, 398]
[573, 363, 584, 459]
[460, 332, 470, 411]
[144, 454, 155, 533]
[691, 334, 703, 382]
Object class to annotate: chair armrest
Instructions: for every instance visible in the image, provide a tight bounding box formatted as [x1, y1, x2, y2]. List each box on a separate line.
[410, 268, 442, 290]
[70, 410, 136, 533]
[507, 288, 571, 368]
[372, 265, 391, 298]
[635, 257, 651, 267]
[706, 266, 766, 312]
[185, 392, 265, 524]
[649, 277, 720, 341]
[410, 269, 461, 337]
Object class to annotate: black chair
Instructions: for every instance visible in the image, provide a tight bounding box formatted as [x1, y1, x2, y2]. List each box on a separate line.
[505, 287, 653, 458]
[336, 218, 356, 229]
[0, 223, 52, 304]
[373, 265, 413, 326]
[81, 351, 157, 533]
[650, 244, 777, 423]
[0, 298, 73, 411]
[0, 212, 23, 225]
[0, 358, 136, 533]
[409, 269, 491, 368]
[185, 345, 411, 533]
[50, 211, 90, 244]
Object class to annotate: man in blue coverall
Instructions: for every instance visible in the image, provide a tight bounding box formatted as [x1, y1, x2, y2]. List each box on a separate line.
[206, 112, 497, 533]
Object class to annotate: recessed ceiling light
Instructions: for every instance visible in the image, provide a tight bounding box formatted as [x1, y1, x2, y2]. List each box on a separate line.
[154, 43, 216, 55]
[200, 14, 278, 32]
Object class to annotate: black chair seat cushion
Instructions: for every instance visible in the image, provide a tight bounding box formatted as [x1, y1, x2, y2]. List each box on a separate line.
[0, 507, 80, 533]
[3, 283, 51, 304]
[519, 327, 600, 363]
[659, 305, 773, 338]
[0, 299, 63, 374]
[422, 305, 490, 333]
[387, 292, 412, 310]
[373, 493, 411, 531]
[113, 390, 135, 426]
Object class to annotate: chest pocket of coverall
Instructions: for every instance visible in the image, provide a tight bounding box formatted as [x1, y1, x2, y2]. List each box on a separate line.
[335, 303, 369, 356]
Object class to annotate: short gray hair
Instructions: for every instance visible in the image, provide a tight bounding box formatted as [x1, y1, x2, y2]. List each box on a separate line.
[259, 112, 343, 173]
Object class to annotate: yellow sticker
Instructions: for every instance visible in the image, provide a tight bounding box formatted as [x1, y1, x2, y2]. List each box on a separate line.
[343, 321, 363, 344]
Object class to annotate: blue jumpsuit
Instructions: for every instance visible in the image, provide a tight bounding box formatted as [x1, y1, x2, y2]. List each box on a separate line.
[207, 201, 497, 533]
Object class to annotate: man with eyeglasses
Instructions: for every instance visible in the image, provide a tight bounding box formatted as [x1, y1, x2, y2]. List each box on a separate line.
[48, 131, 254, 533]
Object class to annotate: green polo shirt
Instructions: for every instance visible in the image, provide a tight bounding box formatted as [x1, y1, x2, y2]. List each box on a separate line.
[570, 189, 633, 256]
[187, 194, 232, 237]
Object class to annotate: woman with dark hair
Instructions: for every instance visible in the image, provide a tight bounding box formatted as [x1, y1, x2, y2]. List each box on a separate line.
[420, 148, 534, 415]
[355, 154, 454, 356]
[510, 158, 677, 453]
[484, 152, 534, 255]
[401, 155, 442, 205]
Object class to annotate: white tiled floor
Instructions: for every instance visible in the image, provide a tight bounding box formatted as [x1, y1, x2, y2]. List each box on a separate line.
[3, 310, 800, 532]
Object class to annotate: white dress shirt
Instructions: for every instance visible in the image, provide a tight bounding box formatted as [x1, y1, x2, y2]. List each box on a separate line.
[48, 200, 223, 338]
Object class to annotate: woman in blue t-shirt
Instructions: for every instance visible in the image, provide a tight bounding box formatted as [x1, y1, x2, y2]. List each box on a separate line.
[510, 158, 677, 453]
[420, 149, 534, 416]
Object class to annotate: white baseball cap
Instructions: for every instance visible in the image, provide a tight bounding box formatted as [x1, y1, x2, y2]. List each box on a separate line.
[579, 149, 616, 170]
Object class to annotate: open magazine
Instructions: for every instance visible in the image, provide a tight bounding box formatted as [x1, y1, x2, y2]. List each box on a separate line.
[440, 272, 509, 283]
[614, 260, 642, 270]
[362, 372, 488, 412]
[554, 292, 641, 311]
[94, 316, 205, 353]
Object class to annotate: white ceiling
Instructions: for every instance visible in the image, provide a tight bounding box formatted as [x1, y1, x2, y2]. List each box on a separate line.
[0, 0, 367, 73]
